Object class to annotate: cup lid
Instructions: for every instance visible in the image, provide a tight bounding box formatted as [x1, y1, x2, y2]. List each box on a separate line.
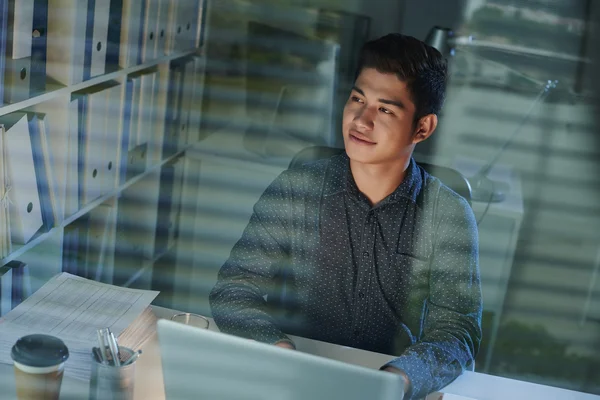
[11, 334, 69, 367]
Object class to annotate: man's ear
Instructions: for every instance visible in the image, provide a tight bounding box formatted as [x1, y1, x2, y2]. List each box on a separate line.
[412, 114, 438, 144]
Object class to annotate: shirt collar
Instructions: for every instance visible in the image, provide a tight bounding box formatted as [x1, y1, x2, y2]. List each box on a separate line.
[323, 153, 423, 204]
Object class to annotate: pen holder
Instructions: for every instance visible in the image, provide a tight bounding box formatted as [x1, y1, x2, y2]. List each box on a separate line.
[89, 346, 136, 400]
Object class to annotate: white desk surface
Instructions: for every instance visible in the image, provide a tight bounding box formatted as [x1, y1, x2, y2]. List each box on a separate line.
[0, 305, 598, 400]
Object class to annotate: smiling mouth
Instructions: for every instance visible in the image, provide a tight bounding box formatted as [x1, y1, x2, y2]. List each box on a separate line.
[349, 132, 376, 145]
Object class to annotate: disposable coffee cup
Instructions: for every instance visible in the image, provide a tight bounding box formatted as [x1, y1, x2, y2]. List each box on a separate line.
[11, 334, 69, 400]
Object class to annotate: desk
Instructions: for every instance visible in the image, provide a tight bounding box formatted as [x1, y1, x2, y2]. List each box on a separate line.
[1, 307, 598, 400]
[137, 307, 599, 400]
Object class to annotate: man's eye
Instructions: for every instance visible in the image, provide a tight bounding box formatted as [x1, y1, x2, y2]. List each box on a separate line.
[351, 96, 363, 103]
[379, 107, 392, 114]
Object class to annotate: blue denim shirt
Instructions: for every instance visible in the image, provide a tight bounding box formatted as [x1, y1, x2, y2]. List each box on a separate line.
[210, 153, 482, 399]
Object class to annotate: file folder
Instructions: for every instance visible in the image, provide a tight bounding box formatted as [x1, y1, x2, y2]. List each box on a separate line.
[29, 0, 48, 96]
[27, 113, 56, 232]
[2, 113, 43, 244]
[46, 0, 88, 86]
[83, 0, 110, 80]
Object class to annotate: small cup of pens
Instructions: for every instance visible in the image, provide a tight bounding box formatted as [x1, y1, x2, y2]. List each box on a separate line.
[89, 328, 142, 400]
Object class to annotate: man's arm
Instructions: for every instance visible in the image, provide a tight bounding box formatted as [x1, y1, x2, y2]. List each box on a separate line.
[209, 172, 295, 346]
[383, 190, 483, 400]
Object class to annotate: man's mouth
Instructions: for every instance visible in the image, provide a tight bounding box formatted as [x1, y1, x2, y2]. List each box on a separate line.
[349, 131, 376, 145]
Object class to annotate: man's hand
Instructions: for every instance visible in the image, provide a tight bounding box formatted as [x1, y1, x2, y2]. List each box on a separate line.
[382, 366, 411, 395]
[274, 341, 295, 350]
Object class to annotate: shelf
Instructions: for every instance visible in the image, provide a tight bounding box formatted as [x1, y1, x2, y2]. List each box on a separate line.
[0, 49, 200, 118]
[0, 140, 195, 267]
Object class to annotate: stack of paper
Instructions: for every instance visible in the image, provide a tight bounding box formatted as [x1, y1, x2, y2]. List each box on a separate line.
[117, 305, 158, 351]
[0, 273, 158, 381]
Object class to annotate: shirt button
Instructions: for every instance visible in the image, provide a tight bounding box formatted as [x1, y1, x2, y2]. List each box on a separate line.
[358, 292, 365, 299]
[362, 251, 369, 258]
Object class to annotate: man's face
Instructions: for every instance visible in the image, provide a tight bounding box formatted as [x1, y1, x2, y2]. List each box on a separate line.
[342, 68, 421, 167]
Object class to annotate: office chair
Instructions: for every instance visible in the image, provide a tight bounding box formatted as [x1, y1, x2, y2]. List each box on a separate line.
[288, 146, 472, 206]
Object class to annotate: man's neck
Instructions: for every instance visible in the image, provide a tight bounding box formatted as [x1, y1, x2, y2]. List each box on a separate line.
[349, 157, 411, 206]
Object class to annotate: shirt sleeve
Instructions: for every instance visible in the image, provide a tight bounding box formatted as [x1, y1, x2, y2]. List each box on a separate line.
[383, 189, 483, 400]
[209, 171, 294, 346]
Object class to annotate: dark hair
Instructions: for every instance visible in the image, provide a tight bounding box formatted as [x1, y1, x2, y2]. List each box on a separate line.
[355, 33, 448, 123]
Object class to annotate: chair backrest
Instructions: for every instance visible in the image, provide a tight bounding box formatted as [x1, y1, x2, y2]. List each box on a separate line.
[288, 146, 472, 206]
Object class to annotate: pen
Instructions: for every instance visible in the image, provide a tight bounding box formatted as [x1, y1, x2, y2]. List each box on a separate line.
[121, 350, 142, 366]
[96, 330, 108, 364]
[106, 329, 121, 367]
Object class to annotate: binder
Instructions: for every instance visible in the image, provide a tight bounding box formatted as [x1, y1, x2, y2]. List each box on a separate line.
[36, 113, 62, 225]
[178, 59, 195, 148]
[162, 59, 184, 157]
[4, 0, 34, 103]
[65, 97, 80, 217]
[29, 0, 48, 96]
[103, 84, 123, 195]
[6, 0, 34, 59]
[83, 0, 110, 80]
[178, 0, 200, 51]
[27, 113, 55, 232]
[4, 56, 31, 104]
[141, 0, 159, 63]
[155, 0, 169, 57]
[164, 0, 178, 54]
[0, 124, 11, 258]
[85, 204, 112, 281]
[105, 0, 123, 73]
[0, 264, 13, 316]
[119, 0, 145, 68]
[7, 260, 30, 308]
[0, 0, 8, 106]
[119, 78, 134, 185]
[154, 162, 174, 256]
[137, 71, 156, 147]
[2, 113, 43, 244]
[128, 74, 141, 150]
[78, 86, 107, 206]
[46, 0, 88, 86]
[167, 158, 184, 248]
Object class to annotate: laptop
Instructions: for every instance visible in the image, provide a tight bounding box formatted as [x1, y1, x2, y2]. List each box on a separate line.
[157, 319, 404, 400]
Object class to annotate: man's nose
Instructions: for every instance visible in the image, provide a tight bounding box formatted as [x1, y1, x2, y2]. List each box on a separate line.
[354, 106, 375, 130]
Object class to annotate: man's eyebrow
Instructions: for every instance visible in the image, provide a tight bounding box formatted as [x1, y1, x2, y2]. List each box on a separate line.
[351, 86, 405, 110]
[379, 98, 405, 110]
[351, 86, 365, 96]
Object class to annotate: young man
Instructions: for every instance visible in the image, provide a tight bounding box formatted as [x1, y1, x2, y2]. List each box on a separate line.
[210, 33, 482, 400]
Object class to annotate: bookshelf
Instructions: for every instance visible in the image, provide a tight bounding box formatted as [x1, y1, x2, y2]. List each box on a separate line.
[0, 0, 211, 312]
